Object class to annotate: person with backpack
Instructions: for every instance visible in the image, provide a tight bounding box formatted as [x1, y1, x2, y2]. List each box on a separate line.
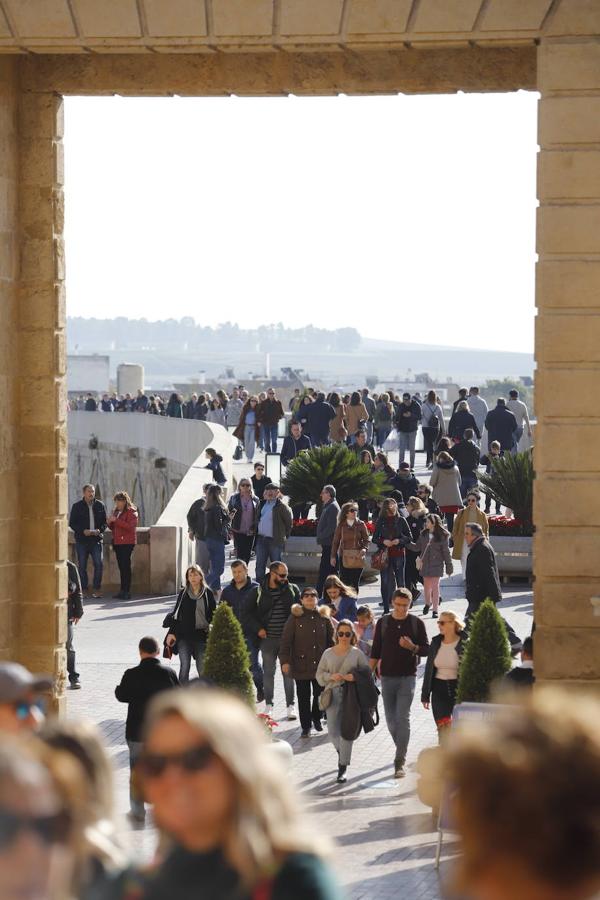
[369, 587, 429, 778]
[202, 484, 231, 596]
[421, 390, 445, 469]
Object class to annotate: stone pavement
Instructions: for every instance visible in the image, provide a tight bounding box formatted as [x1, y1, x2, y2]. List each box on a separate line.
[67, 449, 534, 899]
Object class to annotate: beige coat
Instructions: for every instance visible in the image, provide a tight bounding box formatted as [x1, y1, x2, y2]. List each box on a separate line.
[330, 404, 348, 442]
[346, 402, 369, 435]
[451, 506, 489, 559]
[430, 463, 462, 508]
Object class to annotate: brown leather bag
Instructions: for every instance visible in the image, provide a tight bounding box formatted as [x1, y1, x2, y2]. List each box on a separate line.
[343, 548, 365, 569]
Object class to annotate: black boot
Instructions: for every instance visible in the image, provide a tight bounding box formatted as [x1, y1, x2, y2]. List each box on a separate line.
[336, 764, 347, 784]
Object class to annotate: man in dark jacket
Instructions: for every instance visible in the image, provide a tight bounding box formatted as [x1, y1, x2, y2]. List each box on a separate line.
[280, 422, 312, 466]
[257, 388, 285, 453]
[254, 485, 293, 582]
[69, 484, 108, 598]
[464, 524, 521, 652]
[186, 483, 210, 572]
[316, 485, 340, 595]
[66, 560, 83, 690]
[221, 560, 263, 701]
[504, 636, 534, 688]
[395, 393, 422, 469]
[416, 483, 441, 517]
[450, 428, 481, 497]
[392, 462, 420, 503]
[350, 430, 376, 459]
[485, 398, 518, 453]
[246, 562, 300, 718]
[303, 392, 335, 447]
[115, 635, 179, 824]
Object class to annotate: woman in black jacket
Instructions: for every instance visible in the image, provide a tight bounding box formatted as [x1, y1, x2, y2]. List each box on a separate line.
[165, 565, 216, 683]
[448, 400, 481, 442]
[372, 498, 412, 614]
[421, 609, 466, 738]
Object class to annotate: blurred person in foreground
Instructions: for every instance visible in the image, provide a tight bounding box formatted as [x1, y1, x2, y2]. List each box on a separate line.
[0, 662, 51, 733]
[0, 739, 76, 900]
[132, 689, 341, 900]
[431, 691, 600, 900]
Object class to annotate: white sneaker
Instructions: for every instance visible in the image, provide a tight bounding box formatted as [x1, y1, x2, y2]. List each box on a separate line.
[264, 704, 273, 716]
[287, 705, 297, 721]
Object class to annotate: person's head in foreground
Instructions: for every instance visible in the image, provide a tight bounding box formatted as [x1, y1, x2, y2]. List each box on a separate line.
[0, 662, 52, 734]
[0, 739, 75, 900]
[139, 689, 339, 897]
[437, 690, 600, 900]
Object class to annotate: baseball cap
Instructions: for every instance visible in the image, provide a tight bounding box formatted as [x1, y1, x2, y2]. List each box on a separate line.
[0, 662, 52, 704]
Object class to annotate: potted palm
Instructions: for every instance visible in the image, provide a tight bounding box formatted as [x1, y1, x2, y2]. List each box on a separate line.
[281, 445, 388, 580]
[478, 450, 533, 577]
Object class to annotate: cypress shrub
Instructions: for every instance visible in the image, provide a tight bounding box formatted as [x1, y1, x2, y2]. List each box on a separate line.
[202, 602, 254, 706]
[456, 600, 512, 704]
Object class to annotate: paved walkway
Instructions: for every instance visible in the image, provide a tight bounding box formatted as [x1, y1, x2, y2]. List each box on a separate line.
[67, 449, 534, 899]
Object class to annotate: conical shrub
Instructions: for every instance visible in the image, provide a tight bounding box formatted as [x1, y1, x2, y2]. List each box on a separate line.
[456, 600, 512, 704]
[478, 449, 533, 532]
[202, 602, 254, 706]
[281, 444, 389, 508]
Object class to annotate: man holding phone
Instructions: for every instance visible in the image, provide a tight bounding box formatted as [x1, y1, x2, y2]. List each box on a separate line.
[69, 483, 108, 598]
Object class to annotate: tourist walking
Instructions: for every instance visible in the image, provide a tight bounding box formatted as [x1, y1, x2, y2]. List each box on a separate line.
[316, 619, 371, 783]
[464, 523, 521, 651]
[404, 496, 428, 602]
[370, 588, 429, 778]
[430, 451, 463, 532]
[316, 485, 340, 595]
[416, 483, 441, 517]
[233, 396, 260, 462]
[421, 610, 466, 735]
[186, 484, 210, 572]
[66, 559, 83, 690]
[395, 392, 422, 468]
[115, 635, 178, 823]
[165, 392, 183, 418]
[303, 392, 335, 446]
[409, 514, 453, 617]
[392, 461, 420, 504]
[280, 587, 334, 737]
[107, 490, 138, 600]
[372, 498, 412, 614]
[206, 398, 226, 427]
[164, 564, 216, 683]
[281, 421, 312, 466]
[203, 484, 230, 594]
[374, 392, 394, 449]
[467, 386, 488, 439]
[246, 562, 299, 718]
[320, 575, 359, 622]
[228, 478, 259, 564]
[204, 447, 227, 486]
[258, 388, 285, 453]
[450, 427, 481, 497]
[485, 398, 518, 453]
[481, 441, 503, 514]
[421, 390, 445, 468]
[254, 484, 293, 583]
[251, 461, 270, 500]
[346, 392, 369, 442]
[507, 388, 532, 452]
[220, 559, 263, 702]
[452, 491, 489, 576]
[69, 484, 108, 598]
[448, 400, 480, 442]
[330, 502, 370, 593]
[328, 392, 348, 443]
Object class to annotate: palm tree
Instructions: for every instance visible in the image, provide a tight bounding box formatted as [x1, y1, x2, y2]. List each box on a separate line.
[281, 445, 389, 509]
[478, 449, 533, 533]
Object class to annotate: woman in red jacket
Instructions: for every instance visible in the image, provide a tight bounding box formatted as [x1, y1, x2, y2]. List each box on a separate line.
[108, 491, 138, 599]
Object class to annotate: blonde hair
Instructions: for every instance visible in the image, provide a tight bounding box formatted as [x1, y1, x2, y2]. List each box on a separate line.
[144, 690, 325, 886]
[438, 609, 465, 634]
[334, 619, 358, 646]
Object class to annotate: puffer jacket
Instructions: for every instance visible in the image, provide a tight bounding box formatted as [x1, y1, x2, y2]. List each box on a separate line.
[430, 460, 462, 508]
[278, 604, 334, 680]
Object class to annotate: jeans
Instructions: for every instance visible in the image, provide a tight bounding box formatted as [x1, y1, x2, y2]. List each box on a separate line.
[380, 556, 406, 613]
[381, 674, 417, 765]
[244, 424, 256, 461]
[295, 679, 322, 732]
[376, 425, 391, 448]
[205, 537, 225, 591]
[245, 635, 264, 693]
[316, 545, 336, 596]
[127, 740, 145, 817]
[178, 635, 207, 683]
[365, 421, 374, 444]
[114, 544, 134, 592]
[398, 430, 417, 468]
[75, 541, 103, 591]
[255, 536, 283, 583]
[460, 475, 478, 499]
[233, 532, 254, 564]
[66, 621, 79, 683]
[263, 424, 278, 453]
[326, 685, 354, 765]
[261, 636, 295, 706]
[194, 538, 210, 573]
[512, 426, 524, 454]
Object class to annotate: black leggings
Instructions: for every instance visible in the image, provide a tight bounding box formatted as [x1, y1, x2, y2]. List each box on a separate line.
[114, 544, 134, 592]
[295, 679, 322, 732]
[431, 677, 458, 726]
[339, 564, 362, 594]
[233, 533, 254, 564]
[422, 426, 439, 465]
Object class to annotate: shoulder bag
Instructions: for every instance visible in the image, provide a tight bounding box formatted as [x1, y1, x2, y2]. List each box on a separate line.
[371, 547, 388, 571]
[342, 525, 366, 569]
[416, 539, 432, 573]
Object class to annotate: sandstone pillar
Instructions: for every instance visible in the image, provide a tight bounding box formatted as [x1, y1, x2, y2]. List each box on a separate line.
[535, 18, 600, 690]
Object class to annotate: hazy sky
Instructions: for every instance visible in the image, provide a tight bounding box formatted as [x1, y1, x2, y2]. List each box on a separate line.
[64, 91, 538, 352]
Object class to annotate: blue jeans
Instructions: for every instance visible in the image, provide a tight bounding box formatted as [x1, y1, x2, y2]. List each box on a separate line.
[262, 424, 278, 453]
[380, 555, 406, 613]
[512, 426, 524, 454]
[75, 541, 103, 591]
[245, 636, 264, 692]
[381, 675, 417, 765]
[178, 636, 207, 683]
[377, 425, 391, 448]
[260, 636, 295, 707]
[205, 537, 225, 591]
[127, 740, 145, 817]
[460, 474, 478, 498]
[255, 535, 283, 583]
[244, 424, 256, 461]
[398, 431, 417, 467]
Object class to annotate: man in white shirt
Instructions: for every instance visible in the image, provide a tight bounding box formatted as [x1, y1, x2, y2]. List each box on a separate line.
[506, 389, 532, 452]
[468, 386, 488, 441]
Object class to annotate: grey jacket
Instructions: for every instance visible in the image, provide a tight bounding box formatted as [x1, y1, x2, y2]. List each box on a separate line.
[316, 500, 340, 547]
[409, 531, 453, 578]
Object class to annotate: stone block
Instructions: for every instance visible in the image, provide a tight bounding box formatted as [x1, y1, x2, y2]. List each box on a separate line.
[534, 476, 600, 526]
[20, 237, 56, 283]
[280, 0, 344, 35]
[347, 0, 412, 34]
[536, 259, 600, 309]
[538, 150, 600, 200]
[537, 204, 600, 255]
[535, 581, 600, 628]
[213, 0, 273, 36]
[18, 92, 62, 140]
[19, 425, 58, 456]
[534, 530, 600, 578]
[536, 313, 600, 363]
[18, 283, 63, 330]
[18, 458, 59, 514]
[479, 0, 550, 31]
[17, 599, 60, 646]
[149, 525, 179, 595]
[19, 138, 62, 189]
[18, 329, 57, 377]
[73, 0, 141, 38]
[535, 369, 599, 418]
[412, 0, 481, 32]
[19, 518, 63, 564]
[535, 423, 600, 472]
[0, 520, 18, 566]
[538, 40, 600, 92]
[539, 96, 600, 146]
[545, 0, 600, 37]
[535, 626, 599, 680]
[19, 377, 62, 426]
[144, 0, 207, 37]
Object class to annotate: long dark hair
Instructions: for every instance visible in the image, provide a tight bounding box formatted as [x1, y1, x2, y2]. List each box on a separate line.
[113, 490, 137, 513]
[350, 391, 361, 406]
[426, 513, 449, 541]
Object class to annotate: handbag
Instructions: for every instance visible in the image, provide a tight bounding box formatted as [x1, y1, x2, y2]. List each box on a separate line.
[371, 548, 389, 571]
[416, 540, 431, 573]
[318, 686, 333, 711]
[343, 548, 365, 569]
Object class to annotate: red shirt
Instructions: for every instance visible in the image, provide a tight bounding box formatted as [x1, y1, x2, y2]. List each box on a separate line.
[109, 507, 138, 545]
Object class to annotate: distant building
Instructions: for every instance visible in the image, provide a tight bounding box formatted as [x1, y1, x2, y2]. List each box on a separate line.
[67, 354, 109, 395]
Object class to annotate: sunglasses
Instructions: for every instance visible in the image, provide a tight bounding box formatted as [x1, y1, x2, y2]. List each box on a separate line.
[337, 631, 353, 638]
[302, 593, 318, 598]
[348, 509, 358, 514]
[139, 744, 214, 779]
[467, 498, 478, 503]
[0, 810, 71, 849]
[14, 700, 44, 720]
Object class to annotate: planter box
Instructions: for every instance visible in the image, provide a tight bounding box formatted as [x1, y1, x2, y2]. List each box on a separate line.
[282, 536, 379, 582]
[489, 535, 532, 578]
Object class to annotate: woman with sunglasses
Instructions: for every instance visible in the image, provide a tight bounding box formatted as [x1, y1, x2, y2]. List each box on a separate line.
[330, 502, 370, 594]
[451, 491, 489, 580]
[233, 396, 260, 463]
[372, 497, 412, 614]
[421, 610, 466, 738]
[316, 620, 370, 783]
[227, 479, 258, 564]
[279, 588, 334, 738]
[135, 690, 341, 899]
[165, 565, 216, 683]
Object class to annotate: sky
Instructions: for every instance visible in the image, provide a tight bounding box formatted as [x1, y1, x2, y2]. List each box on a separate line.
[64, 91, 538, 353]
